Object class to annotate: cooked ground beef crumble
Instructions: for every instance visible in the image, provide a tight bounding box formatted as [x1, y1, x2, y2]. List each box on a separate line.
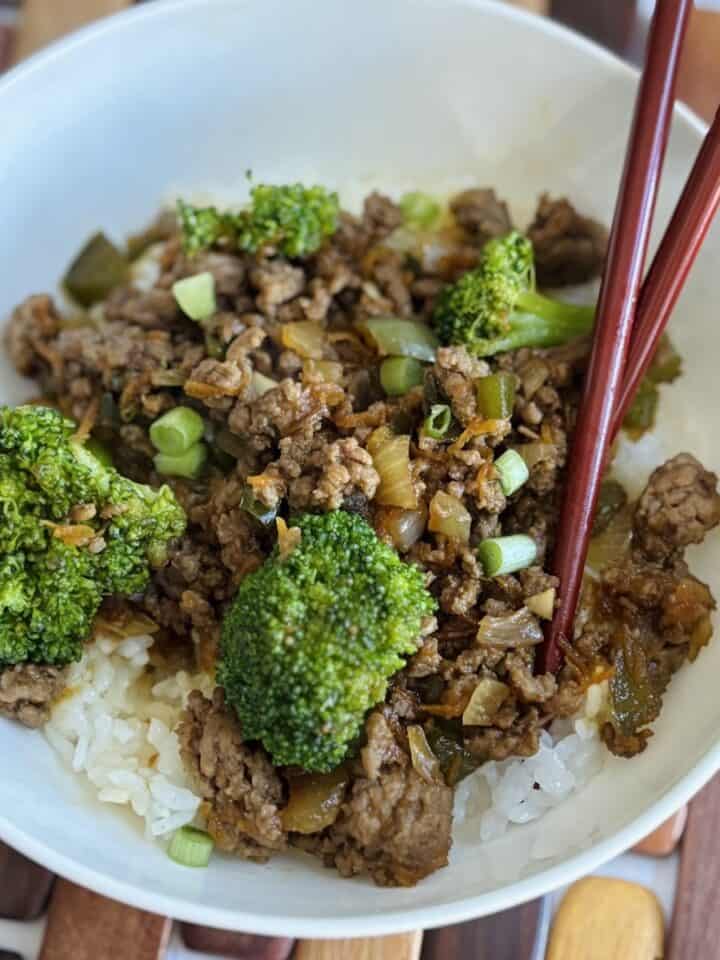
[4, 187, 719, 886]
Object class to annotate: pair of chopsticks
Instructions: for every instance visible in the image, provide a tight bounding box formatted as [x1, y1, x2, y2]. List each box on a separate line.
[541, 0, 720, 674]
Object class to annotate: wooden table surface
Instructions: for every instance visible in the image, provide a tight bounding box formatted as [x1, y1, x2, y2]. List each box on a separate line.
[1, 1, 719, 958]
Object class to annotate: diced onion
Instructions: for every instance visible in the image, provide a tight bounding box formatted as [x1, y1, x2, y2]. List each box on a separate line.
[462, 677, 510, 726]
[370, 432, 418, 509]
[476, 607, 544, 648]
[515, 443, 556, 470]
[250, 371, 278, 397]
[428, 491, 471, 543]
[281, 769, 349, 834]
[302, 359, 344, 384]
[407, 725, 442, 784]
[377, 507, 427, 551]
[526, 588, 556, 620]
[281, 320, 325, 359]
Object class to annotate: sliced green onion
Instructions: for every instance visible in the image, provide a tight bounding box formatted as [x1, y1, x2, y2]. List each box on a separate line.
[476, 373, 516, 420]
[380, 356, 424, 396]
[400, 191, 442, 230]
[150, 407, 205, 456]
[424, 404, 452, 439]
[168, 826, 214, 868]
[154, 442, 207, 478]
[358, 316, 439, 362]
[478, 534, 537, 576]
[494, 449, 529, 496]
[172, 272, 217, 321]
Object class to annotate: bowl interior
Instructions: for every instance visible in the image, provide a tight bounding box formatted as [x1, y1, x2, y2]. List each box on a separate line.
[1, 0, 719, 937]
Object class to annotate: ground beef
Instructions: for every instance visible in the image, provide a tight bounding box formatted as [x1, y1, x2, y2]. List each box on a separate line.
[465, 708, 541, 762]
[315, 711, 453, 886]
[433, 346, 491, 425]
[178, 689, 287, 861]
[287, 437, 379, 511]
[450, 188, 512, 244]
[633, 454, 720, 562]
[0, 664, 66, 728]
[5, 294, 61, 378]
[527, 194, 608, 287]
[251, 261, 305, 315]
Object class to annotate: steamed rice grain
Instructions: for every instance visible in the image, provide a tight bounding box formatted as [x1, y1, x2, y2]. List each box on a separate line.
[45, 633, 213, 838]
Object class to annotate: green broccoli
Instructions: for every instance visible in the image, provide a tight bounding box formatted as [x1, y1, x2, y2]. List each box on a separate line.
[432, 230, 595, 356]
[178, 183, 340, 259]
[219, 511, 436, 772]
[0, 405, 186, 667]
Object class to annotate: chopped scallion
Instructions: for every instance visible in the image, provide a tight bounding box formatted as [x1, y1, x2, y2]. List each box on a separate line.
[494, 449, 529, 496]
[172, 272, 217, 321]
[154, 442, 207, 479]
[150, 407, 205, 456]
[478, 534, 537, 576]
[380, 356, 424, 396]
[476, 373, 516, 420]
[424, 404, 452, 439]
[168, 826, 214, 868]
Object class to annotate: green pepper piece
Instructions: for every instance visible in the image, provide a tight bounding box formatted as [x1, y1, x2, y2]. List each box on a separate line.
[64, 232, 129, 307]
[476, 372, 516, 419]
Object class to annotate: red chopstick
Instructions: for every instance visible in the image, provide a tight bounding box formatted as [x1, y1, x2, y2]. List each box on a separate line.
[611, 106, 720, 438]
[540, 0, 692, 675]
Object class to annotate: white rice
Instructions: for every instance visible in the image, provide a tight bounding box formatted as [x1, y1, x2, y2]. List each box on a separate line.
[454, 682, 608, 852]
[45, 631, 609, 855]
[45, 632, 213, 839]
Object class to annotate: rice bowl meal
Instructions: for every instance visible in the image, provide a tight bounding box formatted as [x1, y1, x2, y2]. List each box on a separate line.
[2, 179, 718, 886]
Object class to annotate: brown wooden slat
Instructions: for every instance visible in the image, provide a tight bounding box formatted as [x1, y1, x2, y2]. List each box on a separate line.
[38, 880, 171, 960]
[13, 0, 131, 62]
[633, 807, 687, 857]
[550, 0, 638, 57]
[0, 24, 13, 69]
[181, 925, 294, 960]
[546, 877, 664, 960]
[0, 840, 55, 920]
[294, 932, 423, 960]
[421, 900, 541, 960]
[667, 774, 720, 959]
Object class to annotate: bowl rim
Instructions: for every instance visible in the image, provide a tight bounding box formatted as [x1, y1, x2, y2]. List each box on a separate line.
[0, 0, 714, 938]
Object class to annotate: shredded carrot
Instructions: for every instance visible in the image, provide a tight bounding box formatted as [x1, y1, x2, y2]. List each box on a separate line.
[43, 522, 96, 548]
[448, 418, 506, 456]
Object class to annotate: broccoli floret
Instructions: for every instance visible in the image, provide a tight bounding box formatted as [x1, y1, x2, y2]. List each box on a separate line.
[178, 183, 339, 259]
[432, 230, 595, 356]
[177, 200, 238, 257]
[219, 511, 436, 772]
[0, 405, 186, 667]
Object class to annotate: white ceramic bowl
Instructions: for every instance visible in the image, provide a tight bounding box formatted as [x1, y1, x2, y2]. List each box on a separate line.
[1, 0, 719, 938]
